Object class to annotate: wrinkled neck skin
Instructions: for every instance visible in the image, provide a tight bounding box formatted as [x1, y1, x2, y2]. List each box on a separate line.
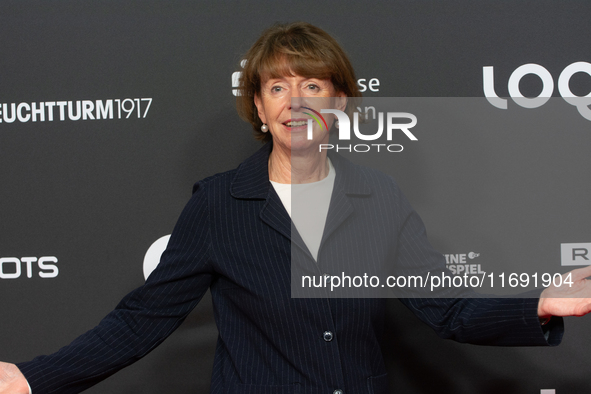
[268, 141, 329, 185]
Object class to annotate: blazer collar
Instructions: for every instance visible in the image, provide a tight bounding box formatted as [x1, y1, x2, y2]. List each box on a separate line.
[327, 149, 372, 197]
[229, 141, 372, 199]
[230, 141, 373, 260]
[229, 141, 274, 200]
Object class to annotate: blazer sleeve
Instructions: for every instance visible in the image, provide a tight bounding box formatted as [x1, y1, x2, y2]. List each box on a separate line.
[391, 184, 564, 347]
[17, 182, 215, 394]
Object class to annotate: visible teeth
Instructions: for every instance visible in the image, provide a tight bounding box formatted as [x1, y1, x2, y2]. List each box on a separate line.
[286, 120, 308, 127]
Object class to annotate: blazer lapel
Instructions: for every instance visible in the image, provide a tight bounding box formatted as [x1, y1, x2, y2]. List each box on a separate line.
[320, 152, 372, 249]
[229, 141, 295, 244]
[260, 187, 295, 245]
[229, 142, 372, 260]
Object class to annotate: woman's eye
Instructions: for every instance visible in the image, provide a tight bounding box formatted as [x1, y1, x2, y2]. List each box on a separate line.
[307, 84, 319, 91]
[271, 86, 283, 93]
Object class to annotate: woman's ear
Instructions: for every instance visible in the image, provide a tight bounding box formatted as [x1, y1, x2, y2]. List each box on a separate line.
[335, 92, 347, 112]
[254, 94, 267, 124]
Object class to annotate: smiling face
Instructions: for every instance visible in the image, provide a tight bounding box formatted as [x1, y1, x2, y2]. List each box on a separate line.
[236, 23, 361, 143]
[254, 74, 345, 155]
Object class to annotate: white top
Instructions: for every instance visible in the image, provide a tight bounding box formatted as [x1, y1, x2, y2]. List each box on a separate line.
[270, 159, 336, 261]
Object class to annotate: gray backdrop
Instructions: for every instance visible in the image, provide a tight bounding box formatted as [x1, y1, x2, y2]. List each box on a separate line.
[1, 1, 590, 393]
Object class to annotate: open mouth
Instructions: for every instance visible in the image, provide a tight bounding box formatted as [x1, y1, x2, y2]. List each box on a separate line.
[284, 120, 308, 127]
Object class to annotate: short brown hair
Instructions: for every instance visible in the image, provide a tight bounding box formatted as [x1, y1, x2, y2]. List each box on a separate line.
[236, 22, 361, 142]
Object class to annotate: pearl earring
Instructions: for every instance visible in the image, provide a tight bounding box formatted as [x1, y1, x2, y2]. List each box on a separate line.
[335, 120, 339, 129]
[261, 124, 269, 132]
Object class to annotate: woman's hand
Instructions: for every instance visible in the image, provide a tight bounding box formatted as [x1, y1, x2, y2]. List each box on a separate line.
[0, 362, 29, 394]
[538, 265, 591, 318]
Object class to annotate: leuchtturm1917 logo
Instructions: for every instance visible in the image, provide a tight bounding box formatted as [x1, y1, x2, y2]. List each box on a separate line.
[0, 98, 152, 123]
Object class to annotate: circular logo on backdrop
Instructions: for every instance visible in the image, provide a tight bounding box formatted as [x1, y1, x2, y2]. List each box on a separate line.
[143, 235, 171, 280]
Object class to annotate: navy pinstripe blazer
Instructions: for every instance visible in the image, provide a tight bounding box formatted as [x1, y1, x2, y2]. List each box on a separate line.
[18, 141, 562, 394]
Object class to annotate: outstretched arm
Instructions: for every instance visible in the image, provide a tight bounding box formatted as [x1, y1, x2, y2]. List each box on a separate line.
[5, 182, 214, 394]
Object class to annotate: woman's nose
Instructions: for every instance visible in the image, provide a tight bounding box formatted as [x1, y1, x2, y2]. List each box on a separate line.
[290, 95, 303, 111]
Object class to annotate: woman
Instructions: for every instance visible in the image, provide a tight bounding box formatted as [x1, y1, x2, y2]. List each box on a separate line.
[1, 21, 591, 394]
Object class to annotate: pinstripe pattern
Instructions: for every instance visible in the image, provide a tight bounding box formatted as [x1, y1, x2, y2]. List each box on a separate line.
[18, 141, 562, 394]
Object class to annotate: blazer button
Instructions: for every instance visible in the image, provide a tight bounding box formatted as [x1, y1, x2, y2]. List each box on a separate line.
[333, 390, 344, 394]
[323, 331, 334, 342]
